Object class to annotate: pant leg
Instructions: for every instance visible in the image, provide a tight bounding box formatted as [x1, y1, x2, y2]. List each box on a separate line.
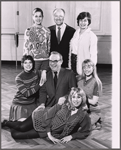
[35, 61, 42, 71]
[11, 128, 39, 139]
[71, 54, 77, 75]
[89, 105, 101, 125]
[41, 60, 49, 70]
[35, 60, 49, 71]
[6, 115, 33, 132]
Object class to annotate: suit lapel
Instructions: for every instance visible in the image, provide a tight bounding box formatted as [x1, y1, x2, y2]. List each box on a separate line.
[47, 70, 55, 93]
[60, 24, 68, 43]
[53, 25, 58, 44]
[56, 68, 65, 90]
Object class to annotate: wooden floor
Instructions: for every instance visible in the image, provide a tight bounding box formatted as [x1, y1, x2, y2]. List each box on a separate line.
[1, 62, 112, 149]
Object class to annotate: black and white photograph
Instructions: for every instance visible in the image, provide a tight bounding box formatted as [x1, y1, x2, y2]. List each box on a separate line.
[1, 1, 120, 149]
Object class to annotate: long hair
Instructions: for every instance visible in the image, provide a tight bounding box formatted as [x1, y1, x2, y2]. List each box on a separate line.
[67, 87, 86, 110]
[82, 59, 102, 96]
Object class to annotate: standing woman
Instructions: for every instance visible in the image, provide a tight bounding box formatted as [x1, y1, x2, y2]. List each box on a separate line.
[23, 8, 51, 82]
[69, 12, 98, 76]
[9, 55, 42, 121]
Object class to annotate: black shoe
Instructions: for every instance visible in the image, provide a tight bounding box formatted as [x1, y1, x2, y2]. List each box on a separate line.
[97, 117, 102, 124]
[1, 120, 8, 128]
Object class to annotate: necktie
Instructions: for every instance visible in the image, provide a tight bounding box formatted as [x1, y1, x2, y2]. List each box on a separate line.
[57, 27, 61, 44]
[54, 72, 58, 87]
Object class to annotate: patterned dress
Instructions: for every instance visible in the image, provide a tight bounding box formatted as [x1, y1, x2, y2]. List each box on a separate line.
[32, 103, 91, 140]
[9, 70, 40, 121]
[23, 25, 50, 61]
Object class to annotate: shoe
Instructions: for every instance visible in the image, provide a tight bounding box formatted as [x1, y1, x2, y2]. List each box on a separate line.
[97, 117, 102, 124]
[1, 120, 8, 128]
[92, 122, 102, 130]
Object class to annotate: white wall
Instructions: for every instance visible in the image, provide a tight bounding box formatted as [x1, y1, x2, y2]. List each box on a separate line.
[1, 1, 112, 64]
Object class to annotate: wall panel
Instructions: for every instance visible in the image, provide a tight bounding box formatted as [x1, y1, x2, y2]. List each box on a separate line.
[1, 1, 112, 64]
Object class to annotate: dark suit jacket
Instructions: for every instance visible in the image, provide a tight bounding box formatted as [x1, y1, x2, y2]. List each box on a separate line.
[48, 24, 75, 68]
[39, 68, 77, 107]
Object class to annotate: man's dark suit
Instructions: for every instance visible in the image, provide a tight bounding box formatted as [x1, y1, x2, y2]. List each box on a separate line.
[39, 68, 77, 107]
[48, 24, 75, 68]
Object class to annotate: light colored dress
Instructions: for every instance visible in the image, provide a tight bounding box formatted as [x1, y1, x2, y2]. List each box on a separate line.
[69, 28, 97, 75]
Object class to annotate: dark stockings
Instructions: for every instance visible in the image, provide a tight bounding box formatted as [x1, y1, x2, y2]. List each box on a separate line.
[5, 115, 40, 139]
[71, 53, 77, 75]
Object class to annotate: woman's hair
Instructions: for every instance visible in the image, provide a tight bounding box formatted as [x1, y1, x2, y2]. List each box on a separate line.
[21, 55, 35, 71]
[67, 87, 86, 109]
[33, 8, 44, 17]
[77, 12, 91, 26]
[82, 59, 102, 96]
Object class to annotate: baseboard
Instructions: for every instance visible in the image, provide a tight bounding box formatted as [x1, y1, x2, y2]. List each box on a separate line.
[1, 61, 112, 70]
[97, 64, 112, 69]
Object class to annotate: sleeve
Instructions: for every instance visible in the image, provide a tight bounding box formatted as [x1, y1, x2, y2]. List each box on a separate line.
[93, 81, 99, 96]
[23, 29, 30, 55]
[47, 28, 51, 54]
[23, 28, 33, 56]
[90, 32, 98, 65]
[71, 113, 91, 140]
[15, 75, 40, 97]
[42, 104, 62, 132]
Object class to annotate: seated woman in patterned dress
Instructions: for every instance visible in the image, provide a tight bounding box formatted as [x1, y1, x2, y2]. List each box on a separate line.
[9, 55, 43, 121]
[2, 87, 91, 143]
[78, 59, 102, 130]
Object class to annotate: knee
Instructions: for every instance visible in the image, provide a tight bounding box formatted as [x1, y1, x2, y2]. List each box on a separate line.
[11, 129, 19, 139]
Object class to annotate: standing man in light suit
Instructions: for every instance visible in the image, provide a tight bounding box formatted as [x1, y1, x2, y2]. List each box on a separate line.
[49, 8, 75, 68]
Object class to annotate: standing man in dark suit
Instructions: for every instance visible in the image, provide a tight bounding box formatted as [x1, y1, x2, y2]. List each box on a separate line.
[38, 51, 77, 108]
[48, 8, 75, 68]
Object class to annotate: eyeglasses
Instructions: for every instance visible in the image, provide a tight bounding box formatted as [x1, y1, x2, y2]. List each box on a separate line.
[49, 59, 61, 63]
[54, 15, 64, 19]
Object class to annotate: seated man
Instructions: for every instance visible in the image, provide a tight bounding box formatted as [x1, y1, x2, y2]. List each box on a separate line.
[38, 51, 77, 107]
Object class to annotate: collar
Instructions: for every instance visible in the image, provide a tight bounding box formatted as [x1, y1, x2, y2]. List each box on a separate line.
[79, 27, 91, 33]
[52, 69, 61, 77]
[56, 23, 66, 29]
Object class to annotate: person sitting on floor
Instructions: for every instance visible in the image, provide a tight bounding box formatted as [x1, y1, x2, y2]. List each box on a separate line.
[37, 51, 77, 108]
[9, 55, 44, 121]
[78, 59, 102, 130]
[2, 87, 91, 144]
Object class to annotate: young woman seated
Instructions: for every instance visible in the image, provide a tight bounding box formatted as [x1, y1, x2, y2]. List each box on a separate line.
[9, 55, 44, 121]
[78, 59, 103, 130]
[2, 87, 91, 144]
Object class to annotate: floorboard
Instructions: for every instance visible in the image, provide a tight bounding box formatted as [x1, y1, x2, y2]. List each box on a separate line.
[1, 63, 112, 149]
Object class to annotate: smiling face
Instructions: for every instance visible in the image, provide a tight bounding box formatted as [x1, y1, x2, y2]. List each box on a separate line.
[49, 54, 63, 72]
[53, 9, 65, 26]
[79, 17, 89, 30]
[83, 63, 94, 76]
[23, 59, 33, 72]
[33, 11, 43, 25]
[71, 93, 83, 107]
